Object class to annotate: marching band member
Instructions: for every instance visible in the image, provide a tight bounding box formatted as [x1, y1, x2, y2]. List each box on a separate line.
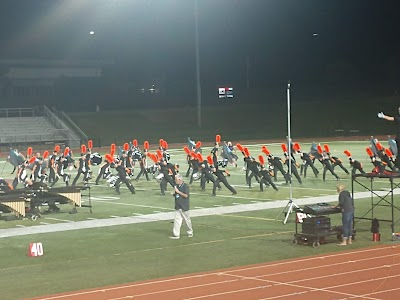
[377, 108, 400, 168]
[122, 143, 134, 174]
[236, 143, 250, 183]
[323, 144, 349, 175]
[12, 157, 34, 189]
[223, 141, 238, 167]
[50, 147, 71, 187]
[48, 145, 60, 184]
[282, 144, 302, 184]
[317, 144, 339, 182]
[72, 145, 90, 186]
[31, 155, 45, 183]
[188, 151, 201, 184]
[159, 139, 171, 162]
[198, 153, 220, 192]
[343, 150, 366, 176]
[208, 156, 236, 196]
[114, 158, 136, 195]
[95, 154, 113, 185]
[258, 155, 278, 192]
[246, 154, 262, 188]
[211, 135, 221, 169]
[262, 146, 290, 183]
[366, 147, 385, 174]
[135, 141, 151, 181]
[375, 142, 395, 170]
[294, 143, 319, 178]
[155, 150, 176, 195]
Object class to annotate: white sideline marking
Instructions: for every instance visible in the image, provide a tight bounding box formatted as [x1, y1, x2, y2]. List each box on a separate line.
[45, 218, 74, 223]
[91, 196, 120, 201]
[95, 201, 173, 211]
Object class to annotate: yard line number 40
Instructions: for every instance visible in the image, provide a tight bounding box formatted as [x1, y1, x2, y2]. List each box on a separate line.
[28, 242, 44, 257]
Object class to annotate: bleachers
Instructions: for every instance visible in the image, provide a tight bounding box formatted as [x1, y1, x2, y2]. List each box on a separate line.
[0, 116, 69, 145]
[0, 107, 83, 151]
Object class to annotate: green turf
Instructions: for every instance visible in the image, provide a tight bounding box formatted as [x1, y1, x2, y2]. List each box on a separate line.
[67, 102, 394, 146]
[0, 140, 399, 300]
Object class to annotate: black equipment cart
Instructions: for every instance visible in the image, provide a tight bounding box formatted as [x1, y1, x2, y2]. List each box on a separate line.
[292, 203, 345, 248]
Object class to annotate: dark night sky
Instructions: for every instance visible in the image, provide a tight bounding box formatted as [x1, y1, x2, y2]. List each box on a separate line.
[0, 0, 400, 106]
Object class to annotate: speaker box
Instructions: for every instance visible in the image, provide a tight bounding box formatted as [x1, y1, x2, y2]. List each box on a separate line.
[302, 216, 331, 235]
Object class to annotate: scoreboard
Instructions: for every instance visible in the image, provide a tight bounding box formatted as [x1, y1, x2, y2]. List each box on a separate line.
[218, 87, 234, 99]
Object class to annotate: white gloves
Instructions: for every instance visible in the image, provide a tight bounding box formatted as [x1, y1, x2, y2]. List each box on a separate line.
[377, 112, 385, 119]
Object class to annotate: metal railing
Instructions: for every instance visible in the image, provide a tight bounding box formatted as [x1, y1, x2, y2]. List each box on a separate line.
[58, 110, 88, 142]
[0, 107, 36, 118]
[43, 106, 81, 148]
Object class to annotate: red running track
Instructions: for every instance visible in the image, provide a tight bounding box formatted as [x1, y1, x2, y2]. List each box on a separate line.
[29, 245, 400, 300]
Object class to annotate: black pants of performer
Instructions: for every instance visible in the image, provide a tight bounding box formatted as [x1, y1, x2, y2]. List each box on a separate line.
[381, 156, 395, 170]
[50, 172, 70, 187]
[200, 172, 220, 191]
[322, 161, 339, 181]
[33, 171, 46, 183]
[244, 162, 250, 184]
[160, 174, 175, 194]
[301, 159, 319, 178]
[273, 163, 290, 183]
[32, 170, 40, 182]
[260, 176, 278, 191]
[287, 163, 302, 184]
[46, 199, 60, 212]
[72, 170, 89, 186]
[245, 169, 250, 184]
[12, 177, 19, 189]
[332, 162, 349, 174]
[395, 137, 400, 169]
[95, 165, 108, 185]
[49, 167, 56, 183]
[189, 170, 196, 184]
[115, 177, 135, 194]
[248, 171, 261, 188]
[135, 163, 150, 181]
[351, 166, 365, 176]
[212, 176, 236, 195]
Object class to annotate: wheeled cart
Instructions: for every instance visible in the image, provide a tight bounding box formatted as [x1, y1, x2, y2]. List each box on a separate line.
[293, 215, 343, 248]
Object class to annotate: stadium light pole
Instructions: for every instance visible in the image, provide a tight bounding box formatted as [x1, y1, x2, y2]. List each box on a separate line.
[287, 81, 292, 202]
[277, 81, 300, 224]
[194, 0, 202, 128]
